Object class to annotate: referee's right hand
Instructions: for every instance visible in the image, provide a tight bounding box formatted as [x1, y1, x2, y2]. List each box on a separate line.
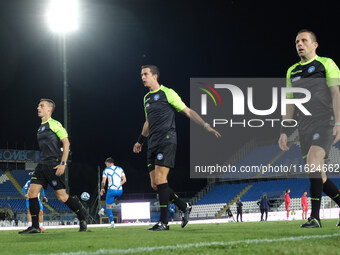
[133, 142, 142, 153]
[278, 133, 289, 151]
[54, 164, 66, 176]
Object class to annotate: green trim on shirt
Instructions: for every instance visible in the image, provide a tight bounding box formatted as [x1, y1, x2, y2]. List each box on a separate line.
[316, 56, 340, 87]
[162, 86, 187, 112]
[143, 93, 150, 118]
[149, 85, 163, 94]
[299, 55, 318, 66]
[47, 118, 68, 140]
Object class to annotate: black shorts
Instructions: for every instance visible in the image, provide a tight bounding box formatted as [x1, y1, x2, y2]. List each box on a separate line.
[147, 143, 176, 172]
[299, 126, 334, 161]
[30, 163, 66, 190]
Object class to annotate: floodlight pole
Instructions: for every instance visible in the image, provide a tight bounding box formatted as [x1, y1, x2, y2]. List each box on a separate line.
[62, 33, 70, 191]
[62, 34, 68, 135]
[97, 165, 101, 221]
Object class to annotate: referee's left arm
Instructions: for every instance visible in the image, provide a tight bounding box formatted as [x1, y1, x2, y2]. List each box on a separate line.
[325, 58, 340, 144]
[133, 119, 149, 153]
[54, 137, 70, 176]
[181, 107, 221, 138]
[330, 85, 340, 144]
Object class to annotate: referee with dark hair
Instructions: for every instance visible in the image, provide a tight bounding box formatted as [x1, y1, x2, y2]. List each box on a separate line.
[133, 65, 221, 231]
[279, 29, 340, 228]
[19, 99, 87, 234]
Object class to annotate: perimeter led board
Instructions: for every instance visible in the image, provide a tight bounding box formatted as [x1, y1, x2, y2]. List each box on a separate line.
[121, 202, 150, 221]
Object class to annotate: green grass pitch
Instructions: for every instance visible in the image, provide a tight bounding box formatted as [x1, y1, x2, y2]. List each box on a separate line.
[1, 220, 340, 255]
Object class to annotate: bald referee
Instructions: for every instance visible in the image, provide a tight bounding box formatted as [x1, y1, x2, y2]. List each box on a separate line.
[19, 99, 87, 234]
[133, 65, 221, 231]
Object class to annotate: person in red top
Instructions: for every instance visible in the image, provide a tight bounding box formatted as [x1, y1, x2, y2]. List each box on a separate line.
[301, 191, 308, 220]
[285, 189, 291, 219]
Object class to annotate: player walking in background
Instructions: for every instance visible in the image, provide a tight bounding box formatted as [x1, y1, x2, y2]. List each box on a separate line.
[19, 99, 87, 234]
[225, 205, 236, 222]
[284, 189, 291, 220]
[301, 191, 308, 220]
[133, 65, 221, 231]
[279, 29, 340, 228]
[98, 157, 126, 229]
[22, 179, 48, 230]
[168, 203, 175, 222]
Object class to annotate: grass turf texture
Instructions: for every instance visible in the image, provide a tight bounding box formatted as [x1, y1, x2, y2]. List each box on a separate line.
[1, 220, 340, 255]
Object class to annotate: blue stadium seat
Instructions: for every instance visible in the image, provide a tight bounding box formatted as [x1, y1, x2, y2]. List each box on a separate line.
[0, 171, 19, 197]
[0, 198, 51, 213]
[196, 183, 249, 205]
[198, 177, 340, 206]
[47, 199, 72, 213]
[197, 141, 340, 205]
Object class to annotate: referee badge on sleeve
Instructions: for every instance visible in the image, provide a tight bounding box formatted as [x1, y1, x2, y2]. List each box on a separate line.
[157, 153, 163, 160]
[313, 133, 320, 140]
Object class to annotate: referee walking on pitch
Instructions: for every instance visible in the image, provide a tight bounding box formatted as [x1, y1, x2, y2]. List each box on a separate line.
[133, 65, 221, 231]
[279, 29, 340, 228]
[19, 99, 87, 234]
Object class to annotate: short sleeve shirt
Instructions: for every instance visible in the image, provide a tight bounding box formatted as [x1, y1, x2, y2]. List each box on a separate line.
[103, 166, 125, 190]
[37, 118, 68, 164]
[143, 85, 187, 148]
[286, 56, 340, 133]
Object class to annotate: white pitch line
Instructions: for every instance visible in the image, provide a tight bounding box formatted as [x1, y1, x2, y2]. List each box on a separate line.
[32, 233, 340, 255]
[0, 219, 232, 231]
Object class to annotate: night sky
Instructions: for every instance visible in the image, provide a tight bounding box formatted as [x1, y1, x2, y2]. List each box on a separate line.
[1, 0, 339, 196]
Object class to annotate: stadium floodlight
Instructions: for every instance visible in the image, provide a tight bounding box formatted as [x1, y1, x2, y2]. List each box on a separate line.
[46, 0, 79, 192]
[46, 0, 78, 34]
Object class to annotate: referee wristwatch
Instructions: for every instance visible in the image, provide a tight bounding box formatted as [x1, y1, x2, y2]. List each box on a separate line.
[60, 161, 67, 166]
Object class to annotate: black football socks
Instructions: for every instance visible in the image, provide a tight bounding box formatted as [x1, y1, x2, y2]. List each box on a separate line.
[29, 198, 40, 229]
[309, 172, 323, 220]
[64, 196, 86, 221]
[323, 179, 340, 207]
[169, 187, 187, 211]
[157, 183, 169, 224]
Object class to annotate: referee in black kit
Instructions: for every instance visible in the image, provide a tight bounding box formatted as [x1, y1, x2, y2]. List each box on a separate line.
[279, 29, 340, 228]
[133, 65, 221, 231]
[19, 99, 87, 234]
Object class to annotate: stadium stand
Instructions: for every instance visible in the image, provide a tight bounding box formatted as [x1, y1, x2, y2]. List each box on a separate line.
[191, 177, 340, 218]
[0, 172, 17, 198]
[232, 145, 282, 179]
[190, 134, 340, 219]
[195, 183, 249, 205]
[191, 203, 226, 218]
[0, 199, 51, 213]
